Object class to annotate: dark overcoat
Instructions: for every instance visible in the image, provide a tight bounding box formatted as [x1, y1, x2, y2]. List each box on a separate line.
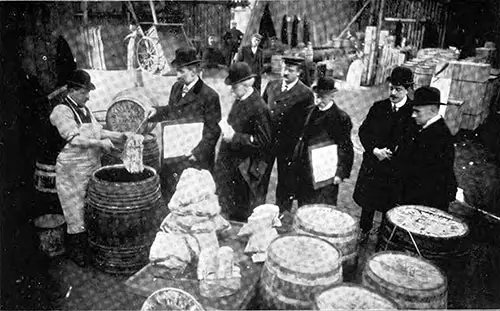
[292, 103, 354, 206]
[262, 79, 314, 209]
[353, 98, 414, 211]
[395, 117, 458, 211]
[236, 46, 263, 91]
[214, 90, 273, 221]
[149, 78, 221, 201]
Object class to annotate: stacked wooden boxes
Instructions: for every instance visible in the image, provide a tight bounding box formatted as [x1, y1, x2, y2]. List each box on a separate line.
[447, 61, 491, 131]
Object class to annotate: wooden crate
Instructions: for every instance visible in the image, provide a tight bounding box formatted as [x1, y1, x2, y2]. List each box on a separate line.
[443, 100, 464, 136]
[449, 80, 488, 114]
[460, 111, 488, 131]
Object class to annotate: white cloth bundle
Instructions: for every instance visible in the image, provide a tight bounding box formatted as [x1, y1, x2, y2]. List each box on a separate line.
[149, 231, 199, 273]
[122, 134, 144, 173]
[169, 168, 216, 208]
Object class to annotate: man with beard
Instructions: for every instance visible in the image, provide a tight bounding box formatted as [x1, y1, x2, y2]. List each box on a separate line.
[148, 47, 222, 202]
[353, 66, 415, 243]
[262, 56, 314, 212]
[395, 86, 457, 211]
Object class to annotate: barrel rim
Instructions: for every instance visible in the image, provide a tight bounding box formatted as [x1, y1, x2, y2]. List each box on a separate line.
[34, 214, 66, 229]
[294, 204, 357, 237]
[386, 205, 470, 239]
[312, 282, 399, 310]
[141, 287, 204, 311]
[266, 233, 342, 273]
[92, 164, 158, 185]
[363, 251, 448, 293]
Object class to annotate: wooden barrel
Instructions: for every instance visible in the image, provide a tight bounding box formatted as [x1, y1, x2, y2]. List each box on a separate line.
[293, 204, 358, 279]
[271, 54, 284, 74]
[378, 205, 470, 262]
[86, 164, 163, 274]
[33, 161, 62, 215]
[362, 251, 448, 309]
[260, 234, 343, 310]
[101, 134, 160, 173]
[313, 283, 398, 310]
[414, 65, 435, 88]
[378, 205, 470, 308]
[105, 87, 158, 134]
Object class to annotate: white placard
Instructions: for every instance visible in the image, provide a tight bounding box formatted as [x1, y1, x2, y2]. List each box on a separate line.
[162, 122, 204, 158]
[310, 144, 338, 183]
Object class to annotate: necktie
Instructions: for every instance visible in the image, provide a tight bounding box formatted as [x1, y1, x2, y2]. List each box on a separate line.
[392, 104, 397, 113]
[182, 85, 189, 97]
[282, 84, 289, 93]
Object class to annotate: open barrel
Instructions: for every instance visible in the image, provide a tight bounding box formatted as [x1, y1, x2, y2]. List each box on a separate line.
[86, 164, 163, 274]
[313, 283, 398, 310]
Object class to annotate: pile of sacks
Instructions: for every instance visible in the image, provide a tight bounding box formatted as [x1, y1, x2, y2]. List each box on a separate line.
[149, 168, 231, 277]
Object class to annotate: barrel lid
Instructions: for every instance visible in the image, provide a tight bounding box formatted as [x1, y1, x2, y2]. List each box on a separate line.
[295, 205, 357, 235]
[106, 87, 158, 133]
[315, 283, 398, 310]
[267, 235, 341, 275]
[141, 287, 204, 311]
[386, 205, 468, 238]
[367, 252, 446, 291]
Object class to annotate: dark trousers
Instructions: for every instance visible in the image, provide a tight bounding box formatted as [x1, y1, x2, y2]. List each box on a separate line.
[297, 184, 339, 207]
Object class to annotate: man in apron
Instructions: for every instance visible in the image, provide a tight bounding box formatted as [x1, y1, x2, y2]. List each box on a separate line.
[50, 69, 127, 266]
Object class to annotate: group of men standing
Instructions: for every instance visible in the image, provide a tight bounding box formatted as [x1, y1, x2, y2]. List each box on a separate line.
[148, 48, 458, 229]
[354, 66, 457, 242]
[148, 47, 355, 222]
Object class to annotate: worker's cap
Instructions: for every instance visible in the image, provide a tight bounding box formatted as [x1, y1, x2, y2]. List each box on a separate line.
[282, 55, 305, 67]
[252, 33, 263, 40]
[67, 69, 96, 91]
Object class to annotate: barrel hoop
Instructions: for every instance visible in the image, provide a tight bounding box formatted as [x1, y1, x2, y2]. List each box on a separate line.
[260, 282, 313, 309]
[87, 186, 161, 203]
[293, 220, 357, 238]
[362, 273, 448, 305]
[86, 196, 162, 213]
[91, 165, 159, 187]
[293, 229, 358, 257]
[263, 259, 342, 286]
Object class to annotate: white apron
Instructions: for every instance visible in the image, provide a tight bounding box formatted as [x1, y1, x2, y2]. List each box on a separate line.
[55, 112, 102, 234]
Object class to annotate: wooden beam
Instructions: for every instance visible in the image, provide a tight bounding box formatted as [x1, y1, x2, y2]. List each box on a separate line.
[370, 0, 386, 85]
[337, 0, 372, 39]
[385, 17, 417, 23]
[81, 0, 88, 25]
[149, 0, 158, 25]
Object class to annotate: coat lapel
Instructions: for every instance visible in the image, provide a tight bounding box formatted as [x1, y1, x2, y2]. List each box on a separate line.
[173, 78, 204, 107]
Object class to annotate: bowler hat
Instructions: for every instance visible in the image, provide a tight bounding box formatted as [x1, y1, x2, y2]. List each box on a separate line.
[387, 66, 414, 86]
[171, 47, 201, 68]
[412, 86, 445, 106]
[225, 62, 257, 85]
[252, 33, 263, 40]
[67, 69, 95, 91]
[312, 77, 338, 95]
[282, 55, 305, 67]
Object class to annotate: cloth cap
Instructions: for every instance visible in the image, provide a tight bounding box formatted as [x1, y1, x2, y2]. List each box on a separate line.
[282, 55, 305, 67]
[252, 33, 263, 40]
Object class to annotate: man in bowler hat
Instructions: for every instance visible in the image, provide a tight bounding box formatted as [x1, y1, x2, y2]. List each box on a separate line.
[261, 55, 314, 212]
[395, 86, 457, 211]
[235, 33, 264, 92]
[286, 77, 354, 206]
[148, 47, 222, 202]
[354, 66, 415, 243]
[214, 62, 273, 221]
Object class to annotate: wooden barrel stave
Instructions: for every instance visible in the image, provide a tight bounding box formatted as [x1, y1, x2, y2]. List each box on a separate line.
[260, 234, 343, 310]
[362, 251, 448, 309]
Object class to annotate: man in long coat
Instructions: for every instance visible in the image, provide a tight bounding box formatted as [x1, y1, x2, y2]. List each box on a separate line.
[214, 62, 273, 221]
[262, 56, 314, 212]
[148, 47, 222, 202]
[236, 33, 264, 92]
[289, 77, 354, 205]
[395, 86, 457, 211]
[353, 66, 415, 242]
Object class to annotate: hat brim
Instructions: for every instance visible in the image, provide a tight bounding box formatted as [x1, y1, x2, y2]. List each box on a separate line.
[68, 81, 96, 91]
[170, 59, 202, 68]
[386, 76, 414, 86]
[312, 85, 338, 94]
[225, 73, 257, 85]
[412, 100, 447, 106]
